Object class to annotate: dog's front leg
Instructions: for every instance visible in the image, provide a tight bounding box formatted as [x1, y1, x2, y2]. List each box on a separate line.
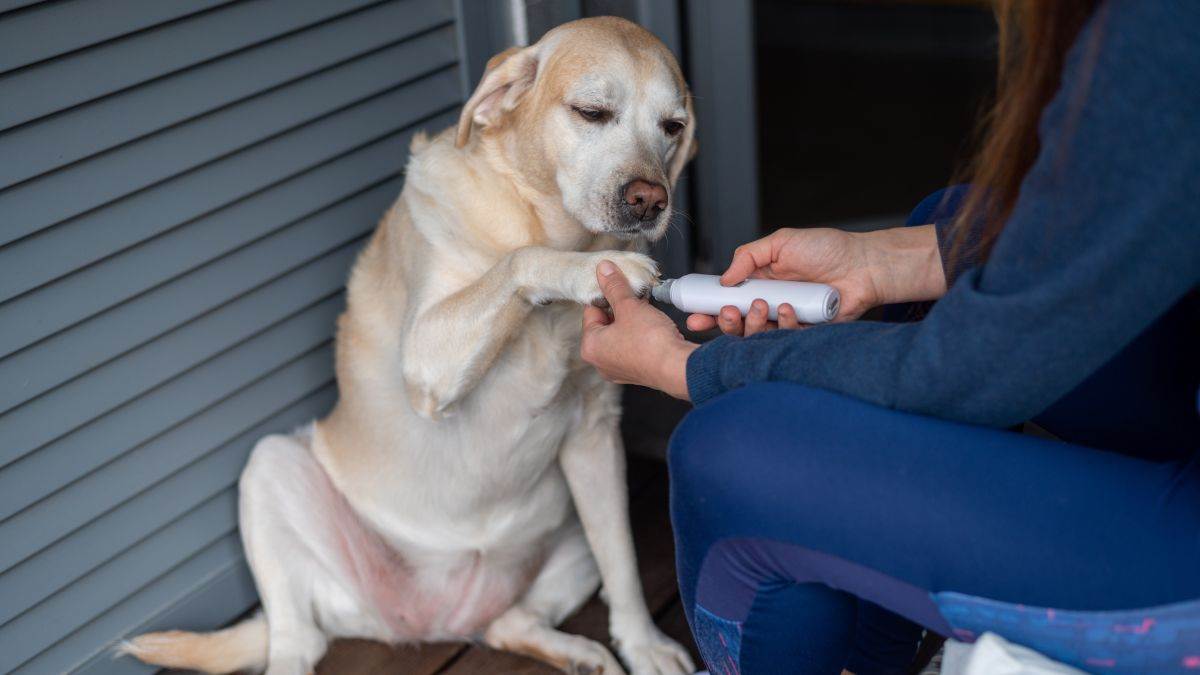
[558, 377, 694, 675]
[401, 246, 657, 419]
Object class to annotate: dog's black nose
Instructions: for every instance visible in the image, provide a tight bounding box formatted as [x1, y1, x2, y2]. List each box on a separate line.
[620, 179, 668, 222]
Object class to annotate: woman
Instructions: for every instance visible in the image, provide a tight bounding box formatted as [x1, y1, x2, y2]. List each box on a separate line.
[580, 1, 1199, 673]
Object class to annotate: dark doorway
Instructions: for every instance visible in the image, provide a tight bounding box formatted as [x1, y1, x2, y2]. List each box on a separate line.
[755, 0, 997, 232]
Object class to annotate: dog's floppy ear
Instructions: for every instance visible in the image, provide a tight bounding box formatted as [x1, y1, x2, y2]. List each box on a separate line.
[667, 93, 697, 186]
[455, 46, 538, 148]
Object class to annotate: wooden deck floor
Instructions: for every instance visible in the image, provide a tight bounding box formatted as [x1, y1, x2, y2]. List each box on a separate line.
[314, 456, 699, 674]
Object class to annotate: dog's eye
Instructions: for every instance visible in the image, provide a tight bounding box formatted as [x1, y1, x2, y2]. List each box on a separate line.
[572, 106, 610, 123]
[662, 120, 685, 137]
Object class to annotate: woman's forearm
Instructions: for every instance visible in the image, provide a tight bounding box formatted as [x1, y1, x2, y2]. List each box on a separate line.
[858, 224, 946, 306]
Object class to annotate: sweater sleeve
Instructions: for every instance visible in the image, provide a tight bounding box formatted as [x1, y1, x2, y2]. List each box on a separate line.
[687, 1, 1200, 427]
[906, 185, 983, 286]
[934, 214, 981, 288]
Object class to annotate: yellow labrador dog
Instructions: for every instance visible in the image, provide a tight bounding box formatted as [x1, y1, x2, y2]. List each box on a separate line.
[123, 16, 696, 675]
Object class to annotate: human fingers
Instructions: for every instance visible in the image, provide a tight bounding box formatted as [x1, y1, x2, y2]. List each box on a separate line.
[720, 237, 778, 286]
[686, 313, 718, 332]
[717, 305, 744, 336]
[582, 304, 612, 334]
[596, 260, 637, 309]
[743, 299, 771, 336]
[777, 303, 801, 329]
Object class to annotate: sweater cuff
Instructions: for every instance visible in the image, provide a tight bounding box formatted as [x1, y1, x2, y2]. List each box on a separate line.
[685, 337, 731, 404]
[936, 218, 986, 287]
[908, 185, 979, 287]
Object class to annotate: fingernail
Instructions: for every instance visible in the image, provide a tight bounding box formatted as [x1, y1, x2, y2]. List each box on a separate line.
[598, 260, 616, 276]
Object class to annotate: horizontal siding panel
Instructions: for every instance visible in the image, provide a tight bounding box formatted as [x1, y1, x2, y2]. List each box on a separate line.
[0, 108, 456, 361]
[0, 257, 348, 521]
[0, 490, 241, 672]
[0, 2, 46, 15]
[72, 558, 258, 675]
[0, 236, 351, 443]
[13, 534, 255, 675]
[0, 296, 342, 572]
[0, 0, 231, 74]
[0, 135, 426, 413]
[0, 205, 364, 473]
[0, 41, 457, 249]
[18, 388, 334, 674]
[0, 0, 454, 190]
[0, 187, 386, 463]
[0, 360, 336, 625]
[0, 0, 387, 131]
[5, 386, 335, 675]
[0, 1, 469, 670]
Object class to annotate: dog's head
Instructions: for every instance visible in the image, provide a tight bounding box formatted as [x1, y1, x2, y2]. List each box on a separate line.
[455, 17, 696, 242]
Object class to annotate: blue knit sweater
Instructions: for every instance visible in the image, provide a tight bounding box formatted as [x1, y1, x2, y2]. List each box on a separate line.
[686, 0, 1200, 429]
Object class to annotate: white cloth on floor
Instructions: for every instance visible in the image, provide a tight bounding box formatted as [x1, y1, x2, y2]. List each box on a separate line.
[941, 633, 1087, 675]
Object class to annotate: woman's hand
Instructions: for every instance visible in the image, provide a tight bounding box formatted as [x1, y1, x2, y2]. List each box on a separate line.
[687, 225, 946, 336]
[581, 260, 698, 400]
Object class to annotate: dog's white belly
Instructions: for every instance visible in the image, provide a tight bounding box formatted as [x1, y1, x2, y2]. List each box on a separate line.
[281, 427, 566, 642]
[307, 307, 588, 640]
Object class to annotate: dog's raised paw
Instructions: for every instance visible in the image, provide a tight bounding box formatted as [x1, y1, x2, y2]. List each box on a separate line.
[581, 251, 659, 305]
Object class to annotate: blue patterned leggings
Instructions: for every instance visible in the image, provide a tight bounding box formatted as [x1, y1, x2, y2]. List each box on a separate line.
[669, 383, 1200, 674]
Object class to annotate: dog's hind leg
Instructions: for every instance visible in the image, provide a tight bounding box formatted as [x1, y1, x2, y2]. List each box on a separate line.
[238, 433, 331, 675]
[123, 432, 350, 674]
[237, 432, 386, 675]
[483, 522, 626, 674]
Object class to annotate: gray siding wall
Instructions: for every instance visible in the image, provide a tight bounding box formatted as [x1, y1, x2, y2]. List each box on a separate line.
[0, 1, 462, 672]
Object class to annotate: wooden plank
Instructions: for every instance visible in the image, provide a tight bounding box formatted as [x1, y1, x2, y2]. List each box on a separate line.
[319, 640, 467, 675]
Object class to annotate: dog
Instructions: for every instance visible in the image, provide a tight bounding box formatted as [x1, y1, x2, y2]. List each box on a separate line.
[122, 16, 697, 675]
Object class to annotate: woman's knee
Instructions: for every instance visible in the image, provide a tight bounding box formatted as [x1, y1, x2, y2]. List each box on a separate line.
[669, 383, 855, 506]
[669, 384, 782, 495]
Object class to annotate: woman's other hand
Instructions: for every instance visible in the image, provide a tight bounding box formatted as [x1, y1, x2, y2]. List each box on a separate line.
[581, 260, 698, 401]
[686, 225, 946, 336]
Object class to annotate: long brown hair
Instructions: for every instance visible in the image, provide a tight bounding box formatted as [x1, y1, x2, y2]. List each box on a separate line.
[949, 0, 1103, 261]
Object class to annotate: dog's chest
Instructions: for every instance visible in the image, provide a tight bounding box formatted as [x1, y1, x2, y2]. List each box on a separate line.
[477, 303, 586, 415]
